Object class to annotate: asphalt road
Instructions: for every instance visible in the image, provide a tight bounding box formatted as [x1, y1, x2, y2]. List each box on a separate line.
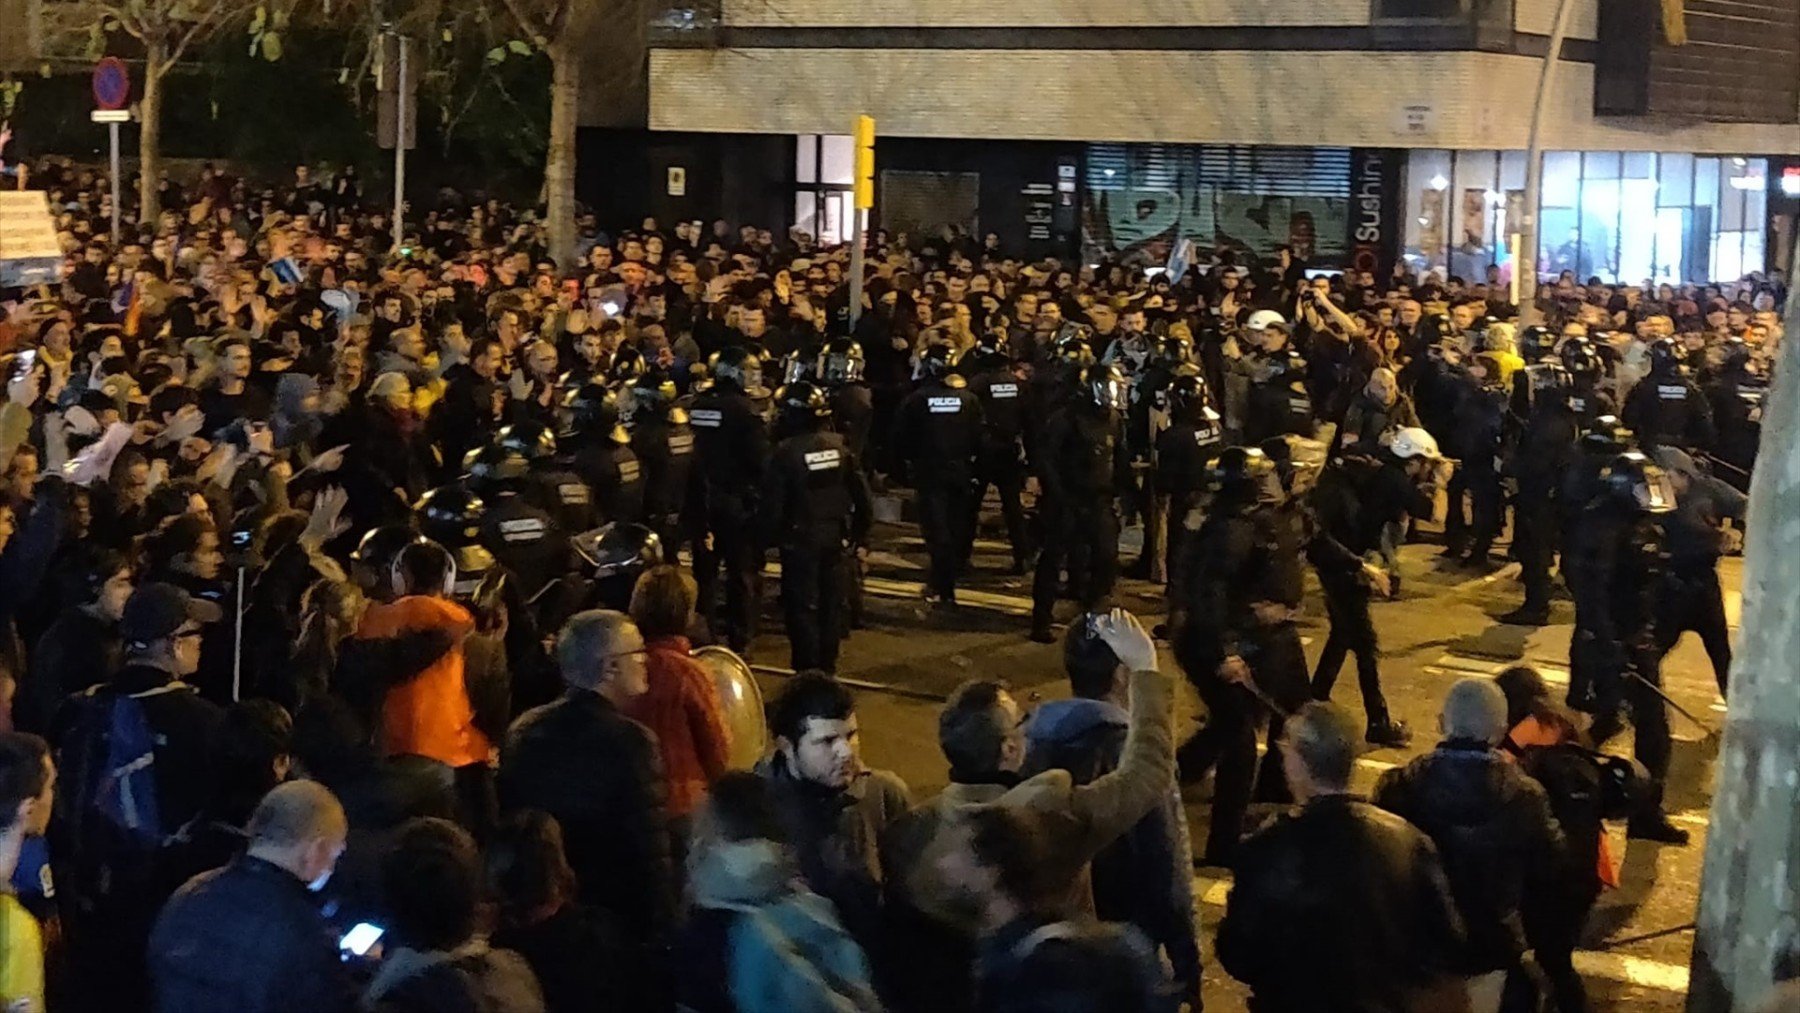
[726, 502, 1731, 1012]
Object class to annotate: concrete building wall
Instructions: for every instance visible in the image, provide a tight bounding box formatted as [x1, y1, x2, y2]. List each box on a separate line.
[717, 0, 1371, 28]
[648, 47, 1800, 152]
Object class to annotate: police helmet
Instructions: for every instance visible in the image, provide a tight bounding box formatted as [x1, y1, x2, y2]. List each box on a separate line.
[414, 483, 488, 547]
[820, 338, 868, 385]
[632, 366, 679, 414]
[1720, 336, 1751, 372]
[1053, 334, 1097, 370]
[608, 344, 648, 387]
[779, 350, 815, 386]
[496, 420, 558, 463]
[776, 380, 832, 422]
[1152, 333, 1196, 368]
[462, 443, 530, 491]
[1520, 325, 1557, 362]
[966, 333, 1009, 372]
[1559, 337, 1601, 380]
[1648, 338, 1685, 376]
[1083, 363, 1129, 411]
[1598, 451, 1677, 514]
[352, 523, 423, 567]
[1580, 415, 1635, 456]
[573, 522, 665, 584]
[918, 342, 961, 380]
[710, 346, 762, 391]
[1206, 446, 1279, 505]
[1163, 369, 1214, 422]
[560, 381, 630, 445]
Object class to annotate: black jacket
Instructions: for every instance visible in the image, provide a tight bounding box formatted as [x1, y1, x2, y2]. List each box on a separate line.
[1372, 741, 1567, 971]
[21, 607, 120, 735]
[148, 854, 357, 1013]
[498, 689, 676, 942]
[760, 429, 873, 550]
[1217, 795, 1467, 1013]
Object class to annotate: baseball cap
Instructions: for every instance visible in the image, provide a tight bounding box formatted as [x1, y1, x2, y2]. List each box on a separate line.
[120, 583, 222, 646]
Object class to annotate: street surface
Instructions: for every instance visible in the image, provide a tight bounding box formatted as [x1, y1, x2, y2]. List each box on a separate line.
[730, 498, 1730, 1012]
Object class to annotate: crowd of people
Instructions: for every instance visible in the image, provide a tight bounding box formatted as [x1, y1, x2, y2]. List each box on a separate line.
[0, 155, 1778, 1012]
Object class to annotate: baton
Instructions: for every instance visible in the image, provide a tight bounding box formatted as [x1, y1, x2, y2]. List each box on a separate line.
[1623, 669, 1720, 741]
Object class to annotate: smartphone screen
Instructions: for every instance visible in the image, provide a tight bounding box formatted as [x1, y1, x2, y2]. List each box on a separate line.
[339, 922, 383, 956]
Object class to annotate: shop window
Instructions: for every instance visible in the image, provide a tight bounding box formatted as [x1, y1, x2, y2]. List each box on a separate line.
[792, 134, 855, 245]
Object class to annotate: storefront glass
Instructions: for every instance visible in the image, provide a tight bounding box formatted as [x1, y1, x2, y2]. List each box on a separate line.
[1402, 149, 1768, 285]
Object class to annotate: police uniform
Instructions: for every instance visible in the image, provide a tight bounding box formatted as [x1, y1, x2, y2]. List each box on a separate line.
[1703, 358, 1765, 492]
[1031, 397, 1130, 637]
[1622, 361, 1715, 453]
[631, 407, 697, 556]
[1154, 406, 1224, 591]
[479, 492, 569, 603]
[570, 438, 645, 528]
[1241, 348, 1314, 446]
[760, 427, 872, 672]
[894, 374, 984, 603]
[965, 363, 1033, 572]
[524, 463, 596, 534]
[688, 378, 771, 652]
[1505, 362, 1580, 620]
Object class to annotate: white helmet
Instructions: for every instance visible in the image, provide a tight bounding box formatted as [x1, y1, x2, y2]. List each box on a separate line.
[1246, 309, 1287, 333]
[1384, 426, 1443, 461]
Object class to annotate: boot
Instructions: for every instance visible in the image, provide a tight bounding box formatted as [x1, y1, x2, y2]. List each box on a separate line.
[1365, 718, 1413, 748]
[1627, 812, 1691, 846]
[1027, 626, 1057, 645]
[1499, 603, 1551, 626]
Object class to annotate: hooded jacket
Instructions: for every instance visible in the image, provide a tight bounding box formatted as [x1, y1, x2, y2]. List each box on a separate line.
[678, 839, 881, 1013]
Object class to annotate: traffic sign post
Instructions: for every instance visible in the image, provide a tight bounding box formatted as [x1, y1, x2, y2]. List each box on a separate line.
[91, 57, 132, 243]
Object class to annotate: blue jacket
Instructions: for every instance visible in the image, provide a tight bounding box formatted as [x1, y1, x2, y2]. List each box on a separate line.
[1023, 697, 1199, 1000]
[148, 854, 357, 1013]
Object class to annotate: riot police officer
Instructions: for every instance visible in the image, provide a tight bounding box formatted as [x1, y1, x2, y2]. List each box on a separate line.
[1308, 427, 1446, 747]
[627, 366, 695, 556]
[894, 343, 984, 605]
[688, 346, 772, 652]
[1702, 336, 1765, 492]
[1560, 336, 1616, 428]
[760, 381, 873, 673]
[1235, 312, 1314, 446]
[818, 338, 876, 466]
[1649, 447, 1742, 697]
[1501, 351, 1580, 625]
[1622, 338, 1715, 453]
[1025, 332, 1095, 473]
[500, 420, 595, 534]
[1518, 323, 1559, 365]
[1564, 451, 1687, 844]
[1445, 351, 1510, 567]
[1029, 363, 1131, 642]
[1154, 368, 1225, 591]
[464, 443, 570, 605]
[559, 382, 645, 527]
[962, 332, 1033, 574]
[1124, 334, 1200, 580]
[1171, 447, 1310, 865]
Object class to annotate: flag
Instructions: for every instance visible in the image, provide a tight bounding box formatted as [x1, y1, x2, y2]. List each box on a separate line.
[1661, 0, 1687, 44]
[1166, 236, 1195, 285]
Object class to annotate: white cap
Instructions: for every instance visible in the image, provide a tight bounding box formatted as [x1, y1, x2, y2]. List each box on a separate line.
[1384, 426, 1443, 461]
[1246, 309, 1286, 332]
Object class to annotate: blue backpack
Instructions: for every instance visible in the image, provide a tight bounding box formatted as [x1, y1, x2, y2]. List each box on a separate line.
[54, 685, 179, 909]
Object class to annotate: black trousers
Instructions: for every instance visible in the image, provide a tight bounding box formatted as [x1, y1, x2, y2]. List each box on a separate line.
[693, 515, 762, 652]
[971, 446, 1031, 566]
[1031, 501, 1119, 629]
[780, 541, 848, 672]
[1311, 574, 1392, 728]
[919, 479, 977, 600]
[1513, 479, 1559, 609]
[1656, 568, 1732, 695]
[1177, 623, 1308, 863]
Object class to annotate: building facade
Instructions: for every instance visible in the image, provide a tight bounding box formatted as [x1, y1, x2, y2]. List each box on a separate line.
[603, 0, 1800, 282]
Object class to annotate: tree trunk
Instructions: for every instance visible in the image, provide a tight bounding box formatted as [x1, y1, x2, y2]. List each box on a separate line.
[1687, 250, 1800, 1011]
[543, 39, 580, 272]
[138, 41, 166, 227]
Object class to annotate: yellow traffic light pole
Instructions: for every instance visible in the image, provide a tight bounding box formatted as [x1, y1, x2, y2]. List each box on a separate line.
[848, 115, 875, 330]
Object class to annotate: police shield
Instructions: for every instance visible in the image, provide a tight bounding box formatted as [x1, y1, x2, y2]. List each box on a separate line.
[692, 645, 769, 770]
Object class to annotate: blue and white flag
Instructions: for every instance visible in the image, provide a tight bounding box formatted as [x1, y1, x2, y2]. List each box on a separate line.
[1166, 236, 1195, 284]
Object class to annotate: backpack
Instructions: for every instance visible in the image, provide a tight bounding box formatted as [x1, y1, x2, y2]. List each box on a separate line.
[996, 920, 1175, 1013]
[53, 685, 180, 910]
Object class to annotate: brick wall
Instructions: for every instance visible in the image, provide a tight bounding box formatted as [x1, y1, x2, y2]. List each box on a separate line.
[648, 46, 1800, 152]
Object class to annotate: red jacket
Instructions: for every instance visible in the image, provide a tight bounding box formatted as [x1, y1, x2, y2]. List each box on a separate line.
[622, 635, 730, 816]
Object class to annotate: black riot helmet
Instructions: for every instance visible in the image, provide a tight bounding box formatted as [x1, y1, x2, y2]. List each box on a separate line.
[608, 344, 648, 387]
[351, 524, 425, 596]
[1163, 368, 1214, 423]
[966, 332, 1009, 372]
[1579, 415, 1635, 457]
[1647, 337, 1685, 377]
[1082, 363, 1129, 411]
[1054, 334, 1098, 370]
[710, 345, 762, 392]
[779, 350, 815, 386]
[1598, 451, 1677, 514]
[1206, 446, 1279, 507]
[819, 338, 867, 385]
[1559, 336, 1601, 381]
[775, 380, 832, 427]
[573, 522, 665, 611]
[1520, 325, 1557, 362]
[560, 381, 630, 445]
[496, 420, 558, 464]
[1152, 333, 1196, 369]
[462, 443, 529, 493]
[414, 483, 488, 547]
[918, 342, 961, 380]
[631, 366, 679, 417]
[1719, 335, 1752, 372]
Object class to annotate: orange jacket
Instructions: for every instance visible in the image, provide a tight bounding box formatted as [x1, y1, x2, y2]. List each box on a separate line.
[357, 595, 490, 769]
[622, 635, 730, 817]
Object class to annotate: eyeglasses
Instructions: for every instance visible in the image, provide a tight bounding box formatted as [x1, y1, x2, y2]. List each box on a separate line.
[173, 626, 205, 642]
[604, 647, 649, 664]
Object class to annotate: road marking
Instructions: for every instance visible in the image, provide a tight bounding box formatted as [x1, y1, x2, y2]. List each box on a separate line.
[1191, 874, 1692, 993]
[1445, 561, 1522, 595]
[1428, 653, 1570, 686]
